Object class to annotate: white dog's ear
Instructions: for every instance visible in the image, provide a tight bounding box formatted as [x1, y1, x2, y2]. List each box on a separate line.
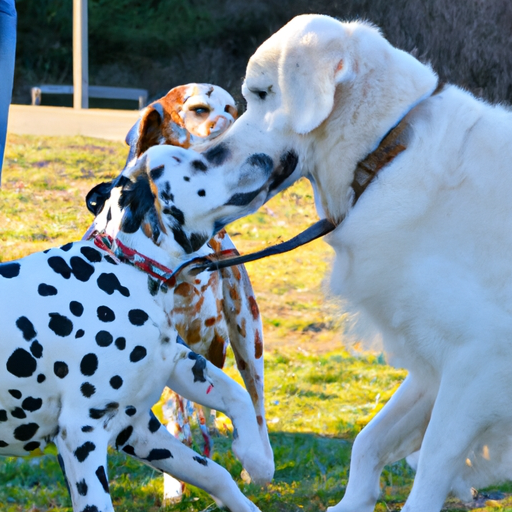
[279, 22, 350, 134]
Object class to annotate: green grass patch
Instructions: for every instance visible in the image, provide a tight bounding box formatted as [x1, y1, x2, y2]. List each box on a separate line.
[1, 134, 510, 511]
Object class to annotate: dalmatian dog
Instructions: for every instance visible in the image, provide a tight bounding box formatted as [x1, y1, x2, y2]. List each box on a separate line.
[85, 83, 272, 501]
[133, 14, 512, 512]
[0, 143, 278, 512]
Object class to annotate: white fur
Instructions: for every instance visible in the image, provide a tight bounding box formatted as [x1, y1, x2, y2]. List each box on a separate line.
[155, 14, 512, 512]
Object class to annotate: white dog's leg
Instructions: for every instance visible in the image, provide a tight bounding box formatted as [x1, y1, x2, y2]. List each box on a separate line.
[330, 375, 436, 512]
[167, 344, 274, 485]
[117, 413, 261, 512]
[55, 424, 114, 512]
[402, 365, 506, 512]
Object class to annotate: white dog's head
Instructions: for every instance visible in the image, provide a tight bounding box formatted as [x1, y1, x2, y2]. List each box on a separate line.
[155, 14, 439, 232]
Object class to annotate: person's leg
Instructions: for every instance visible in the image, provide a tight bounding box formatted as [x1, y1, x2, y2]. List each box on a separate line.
[0, 0, 17, 178]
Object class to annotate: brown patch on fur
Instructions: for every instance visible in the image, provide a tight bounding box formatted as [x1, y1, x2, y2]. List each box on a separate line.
[248, 296, 260, 321]
[174, 282, 195, 297]
[232, 265, 242, 281]
[256, 415, 264, 427]
[177, 317, 203, 345]
[193, 294, 205, 314]
[205, 317, 216, 327]
[237, 318, 247, 338]
[225, 105, 238, 119]
[142, 222, 153, 239]
[208, 331, 226, 368]
[254, 329, 263, 359]
[208, 236, 222, 252]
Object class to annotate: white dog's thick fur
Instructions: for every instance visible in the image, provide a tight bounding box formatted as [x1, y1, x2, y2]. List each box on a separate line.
[152, 14, 512, 512]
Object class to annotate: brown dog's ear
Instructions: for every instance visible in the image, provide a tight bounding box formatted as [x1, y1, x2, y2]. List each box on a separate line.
[135, 103, 165, 157]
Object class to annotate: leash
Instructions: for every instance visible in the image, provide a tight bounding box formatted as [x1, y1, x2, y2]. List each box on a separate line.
[186, 81, 445, 274]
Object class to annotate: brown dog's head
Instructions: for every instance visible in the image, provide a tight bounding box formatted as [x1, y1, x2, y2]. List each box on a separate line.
[125, 83, 238, 164]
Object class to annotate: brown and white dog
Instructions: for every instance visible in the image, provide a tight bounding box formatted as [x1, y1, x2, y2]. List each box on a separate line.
[85, 84, 272, 500]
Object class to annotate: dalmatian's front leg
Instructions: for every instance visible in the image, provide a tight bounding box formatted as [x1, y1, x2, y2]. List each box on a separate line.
[55, 421, 113, 512]
[168, 343, 274, 485]
[116, 414, 261, 512]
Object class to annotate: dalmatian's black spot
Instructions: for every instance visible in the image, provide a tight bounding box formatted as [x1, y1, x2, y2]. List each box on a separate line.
[54, 361, 69, 379]
[106, 207, 112, 222]
[163, 205, 185, 225]
[197, 189, 206, 197]
[129, 346, 147, 363]
[22, 397, 42, 412]
[80, 353, 98, 376]
[0, 441, 8, 447]
[96, 465, 109, 493]
[61, 242, 74, 252]
[149, 164, 165, 181]
[76, 479, 88, 496]
[82, 426, 93, 432]
[115, 337, 126, 350]
[8, 389, 21, 399]
[122, 445, 135, 456]
[74, 441, 96, 462]
[89, 402, 118, 420]
[80, 246, 102, 263]
[104, 255, 117, 265]
[11, 407, 26, 419]
[37, 374, 46, 383]
[125, 406, 136, 416]
[76, 329, 85, 338]
[148, 412, 160, 433]
[24, 441, 40, 451]
[193, 455, 208, 466]
[81, 383, 96, 398]
[83, 506, 99, 512]
[13, 422, 39, 441]
[109, 376, 123, 389]
[48, 256, 72, 279]
[97, 306, 115, 322]
[148, 276, 159, 296]
[97, 273, 130, 297]
[204, 143, 230, 166]
[128, 309, 148, 326]
[115, 425, 133, 449]
[70, 301, 84, 317]
[0, 411, 7, 422]
[95, 331, 113, 347]
[38, 283, 58, 296]
[0, 262, 21, 278]
[16, 316, 37, 341]
[70, 257, 95, 282]
[187, 352, 207, 382]
[48, 313, 74, 337]
[30, 341, 43, 359]
[160, 182, 174, 203]
[146, 448, 173, 461]
[7, 348, 37, 378]
[190, 233, 208, 252]
[183, 176, 190, 182]
[192, 160, 207, 172]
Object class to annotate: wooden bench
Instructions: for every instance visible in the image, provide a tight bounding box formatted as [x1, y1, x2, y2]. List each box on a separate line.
[31, 85, 148, 110]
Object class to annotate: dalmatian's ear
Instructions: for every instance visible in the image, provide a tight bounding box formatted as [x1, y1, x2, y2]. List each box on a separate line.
[118, 154, 166, 244]
[86, 180, 115, 215]
[277, 18, 352, 134]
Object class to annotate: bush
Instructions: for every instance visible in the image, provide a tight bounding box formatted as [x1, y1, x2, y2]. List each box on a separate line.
[13, 0, 512, 106]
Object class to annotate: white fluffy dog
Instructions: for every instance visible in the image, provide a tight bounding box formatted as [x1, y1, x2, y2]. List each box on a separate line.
[149, 13, 512, 512]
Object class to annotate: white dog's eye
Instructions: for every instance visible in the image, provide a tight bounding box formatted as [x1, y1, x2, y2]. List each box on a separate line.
[249, 89, 268, 100]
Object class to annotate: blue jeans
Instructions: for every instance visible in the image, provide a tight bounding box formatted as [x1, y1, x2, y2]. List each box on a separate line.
[0, 0, 17, 178]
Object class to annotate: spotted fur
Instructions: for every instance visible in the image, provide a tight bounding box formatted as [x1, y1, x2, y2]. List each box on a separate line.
[82, 84, 273, 502]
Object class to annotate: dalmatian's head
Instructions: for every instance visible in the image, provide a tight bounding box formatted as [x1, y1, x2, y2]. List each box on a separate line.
[87, 144, 292, 256]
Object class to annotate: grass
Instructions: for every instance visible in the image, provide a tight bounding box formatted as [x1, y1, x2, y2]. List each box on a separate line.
[1, 134, 511, 511]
